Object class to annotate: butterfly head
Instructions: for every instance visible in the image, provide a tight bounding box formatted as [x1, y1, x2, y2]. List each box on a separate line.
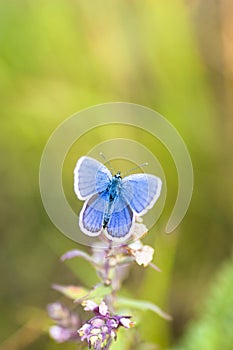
[114, 171, 122, 179]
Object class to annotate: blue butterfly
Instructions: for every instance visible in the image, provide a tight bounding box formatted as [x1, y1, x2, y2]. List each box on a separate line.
[74, 156, 162, 242]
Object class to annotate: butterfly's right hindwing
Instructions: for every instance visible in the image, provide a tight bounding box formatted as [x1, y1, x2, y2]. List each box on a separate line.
[74, 156, 112, 200]
[105, 195, 134, 241]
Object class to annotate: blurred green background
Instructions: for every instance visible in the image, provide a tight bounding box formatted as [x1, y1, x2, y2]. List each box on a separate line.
[0, 0, 233, 349]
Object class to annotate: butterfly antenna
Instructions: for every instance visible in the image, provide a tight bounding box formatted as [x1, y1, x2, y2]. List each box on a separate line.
[99, 152, 116, 174]
[122, 162, 148, 176]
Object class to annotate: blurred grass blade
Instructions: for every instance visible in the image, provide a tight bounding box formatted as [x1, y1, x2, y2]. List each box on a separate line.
[0, 309, 48, 350]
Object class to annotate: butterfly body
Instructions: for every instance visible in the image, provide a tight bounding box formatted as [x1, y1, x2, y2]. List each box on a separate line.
[74, 156, 162, 242]
[102, 172, 122, 228]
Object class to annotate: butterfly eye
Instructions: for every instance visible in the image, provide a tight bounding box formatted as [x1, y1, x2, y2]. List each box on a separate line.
[116, 172, 121, 179]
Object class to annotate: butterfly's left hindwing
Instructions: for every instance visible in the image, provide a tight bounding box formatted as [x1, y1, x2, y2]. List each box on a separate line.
[74, 156, 112, 200]
[79, 192, 109, 236]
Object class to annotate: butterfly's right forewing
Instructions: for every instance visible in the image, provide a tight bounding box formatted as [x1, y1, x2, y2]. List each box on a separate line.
[121, 174, 162, 215]
[74, 156, 112, 200]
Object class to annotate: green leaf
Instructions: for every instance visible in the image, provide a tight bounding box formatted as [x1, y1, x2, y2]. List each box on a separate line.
[116, 297, 172, 321]
[75, 284, 113, 303]
[52, 283, 113, 304]
[52, 284, 89, 300]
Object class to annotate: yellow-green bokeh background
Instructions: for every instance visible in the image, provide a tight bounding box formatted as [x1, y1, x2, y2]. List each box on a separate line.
[0, 1, 233, 349]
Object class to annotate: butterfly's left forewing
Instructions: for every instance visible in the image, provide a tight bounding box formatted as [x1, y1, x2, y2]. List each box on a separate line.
[74, 156, 112, 200]
[121, 174, 162, 215]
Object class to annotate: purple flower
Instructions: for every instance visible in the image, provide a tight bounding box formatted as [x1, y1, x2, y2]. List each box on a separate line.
[47, 302, 80, 343]
[78, 301, 134, 349]
[49, 326, 79, 343]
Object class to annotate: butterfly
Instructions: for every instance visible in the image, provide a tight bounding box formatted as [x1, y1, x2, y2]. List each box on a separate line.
[74, 156, 162, 242]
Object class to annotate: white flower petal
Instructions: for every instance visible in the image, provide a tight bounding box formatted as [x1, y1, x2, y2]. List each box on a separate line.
[129, 240, 143, 251]
[99, 301, 108, 316]
[135, 245, 154, 267]
[135, 216, 143, 223]
[82, 300, 98, 311]
[132, 223, 148, 240]
[120, 317, 134, 328]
